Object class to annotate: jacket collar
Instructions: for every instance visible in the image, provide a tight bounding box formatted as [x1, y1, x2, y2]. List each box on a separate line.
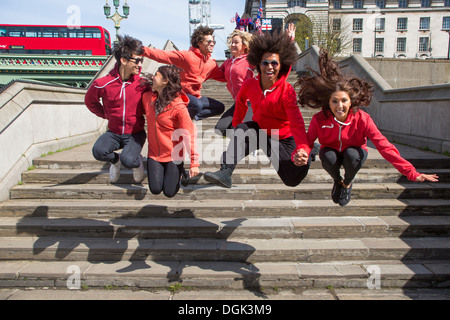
[190, 47, 211, 62]
[257, 66, 292, 97]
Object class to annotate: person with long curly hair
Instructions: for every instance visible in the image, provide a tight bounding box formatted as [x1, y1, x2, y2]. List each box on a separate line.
[204, 31, 311, 188]
[296, 49, 438, 206]
[141, 65, 200, 198]
[142, 26, 225, 121]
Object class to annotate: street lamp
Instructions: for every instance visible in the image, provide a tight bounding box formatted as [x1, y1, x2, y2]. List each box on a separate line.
[103, 0, 130, 43]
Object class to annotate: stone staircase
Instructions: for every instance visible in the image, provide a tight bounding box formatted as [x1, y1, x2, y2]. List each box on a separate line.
[1, 75, 450, 297]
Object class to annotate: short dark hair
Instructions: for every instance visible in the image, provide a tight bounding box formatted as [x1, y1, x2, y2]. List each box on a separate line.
[247, 31, 298, 77]
[113, 35, 144, 65]
[190, 26, 215, 49]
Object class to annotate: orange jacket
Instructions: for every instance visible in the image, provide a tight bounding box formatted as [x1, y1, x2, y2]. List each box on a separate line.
[143, 46, 225, 98]
[143, 92, 199, 168]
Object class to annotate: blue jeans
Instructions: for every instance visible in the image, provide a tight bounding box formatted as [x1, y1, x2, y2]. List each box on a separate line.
[187, 94, 225, 120]
[92, 130, 146, 168]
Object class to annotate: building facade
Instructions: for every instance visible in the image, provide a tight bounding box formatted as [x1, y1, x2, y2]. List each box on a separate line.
[244, 0, 450, 59]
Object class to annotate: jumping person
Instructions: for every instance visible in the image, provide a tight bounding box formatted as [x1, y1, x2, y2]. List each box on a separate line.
[142, 26, 226, 121]
[204, 31, 311, 188]
[296, 49, 439, 206]
[141, 65, 200, 198]
[85, 35, 147, 184]
[214, 29, 255, 137]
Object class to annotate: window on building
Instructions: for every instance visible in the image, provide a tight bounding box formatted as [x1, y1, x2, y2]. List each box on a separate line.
[421, 0, 430, 7]
[375, 0, 385, 8]
[334, 0, 342, 9]
[396, 38, 406, 52]
[445, 0, 450, 7]
[397, 18, 408, 31]
[288, 0, 307, 7]
[398, 0, 408, 8]
[332, 18, 341, 31]
[375, 18, 385, 31]
[353, 18, 363, 31]
[443, 17, 450, 30]
[354, 0, 364, 9]
[375, 38, 384, 52]
[353, 38, 362, 52]
[419, 37, 429, 51]
[419, 17, 430, 30]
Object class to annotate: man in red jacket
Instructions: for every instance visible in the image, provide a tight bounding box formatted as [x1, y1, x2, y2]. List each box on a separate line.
[142, 26, 226, 121]
[85, 35, 148, 184]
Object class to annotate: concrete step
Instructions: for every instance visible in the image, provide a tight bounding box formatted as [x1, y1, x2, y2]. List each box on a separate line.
[19, 167, 450, 186]
[2, 199, 449, 219]
[1, 236, 449, 263]
[1, 260, 449, 290]
[9, 182, 450, 201]
[2, 216, 450, 239]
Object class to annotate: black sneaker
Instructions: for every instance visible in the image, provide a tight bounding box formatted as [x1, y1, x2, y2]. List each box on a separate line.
[181, 170, 203, 187]
[338, 183, 353, 207]
[331, 180, 342, 204]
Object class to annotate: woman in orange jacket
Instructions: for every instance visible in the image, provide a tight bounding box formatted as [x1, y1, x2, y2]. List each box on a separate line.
[142, 65, 200, 198]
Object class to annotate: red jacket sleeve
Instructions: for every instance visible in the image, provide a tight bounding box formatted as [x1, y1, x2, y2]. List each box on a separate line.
[284, 85, 311, 158]
[306, 115, 319, 149]
[178, 108, 200, 168]
[143, 46, 187, 66]
[232, 80, 250, 127]
[207, 63, 227, 82]
[85, 82, 106, 119]
[364, 115, 420, 181]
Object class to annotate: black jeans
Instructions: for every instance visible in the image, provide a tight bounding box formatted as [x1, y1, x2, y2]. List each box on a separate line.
[214, 102, 253, 137]
[319, 146, 368, 186]
[187, 94, 225, 120]
[222, 121, 310, 187]
[147, 157, 185, 198]
[92, 130, 146, 168]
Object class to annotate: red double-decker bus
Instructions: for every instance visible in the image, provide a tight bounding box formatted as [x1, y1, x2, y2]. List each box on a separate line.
[0, 24, 112, 56]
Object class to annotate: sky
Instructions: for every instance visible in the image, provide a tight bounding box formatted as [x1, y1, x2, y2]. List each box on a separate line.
[0, 0, 246, 59]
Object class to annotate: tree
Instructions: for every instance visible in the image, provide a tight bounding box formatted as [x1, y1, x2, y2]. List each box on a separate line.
[294, 14, 352, 57]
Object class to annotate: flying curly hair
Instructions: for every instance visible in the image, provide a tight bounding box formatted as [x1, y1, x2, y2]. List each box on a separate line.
[247, 31, 298, 77]
[191, 26, 215, 49]
[296, 48, 373, 117]
[141, 65, 183, 114]
[113, 34, 144, 66]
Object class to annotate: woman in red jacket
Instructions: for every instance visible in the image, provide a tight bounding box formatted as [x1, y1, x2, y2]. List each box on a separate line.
[204, 31, 311, 188]
[296, 49, 438, 206]
[142, 65, 200, 198]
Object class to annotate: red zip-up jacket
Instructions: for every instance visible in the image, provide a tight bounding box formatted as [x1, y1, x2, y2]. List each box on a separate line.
[232, 68, 311, 158]
[143, 91, 200, 168]
[85, 63, 146, 135]
[307, 109, 421, 181]
[218, 54, 255, 101]
[142, 46, 226, 98]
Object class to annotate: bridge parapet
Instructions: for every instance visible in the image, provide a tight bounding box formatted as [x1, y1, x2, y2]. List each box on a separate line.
[0, 54, 108, 87]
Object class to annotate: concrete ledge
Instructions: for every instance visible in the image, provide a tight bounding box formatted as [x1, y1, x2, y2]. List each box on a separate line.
[0, 81, 106, 202]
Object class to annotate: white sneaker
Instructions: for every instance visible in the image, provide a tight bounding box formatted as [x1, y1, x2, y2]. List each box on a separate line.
[133, 155, 145, 183]
[109, 159, 121, 183]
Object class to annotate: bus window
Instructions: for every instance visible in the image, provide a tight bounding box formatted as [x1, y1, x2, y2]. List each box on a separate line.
[9, 27, 23, 37]
[85, 28, 101, 38]
[0, 28, 6, 37]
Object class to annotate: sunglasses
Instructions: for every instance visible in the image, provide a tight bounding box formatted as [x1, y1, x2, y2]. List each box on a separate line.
[261, 60, 280, 68]
[205, 40, 217, 45]
[129, 57, 144, 64]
